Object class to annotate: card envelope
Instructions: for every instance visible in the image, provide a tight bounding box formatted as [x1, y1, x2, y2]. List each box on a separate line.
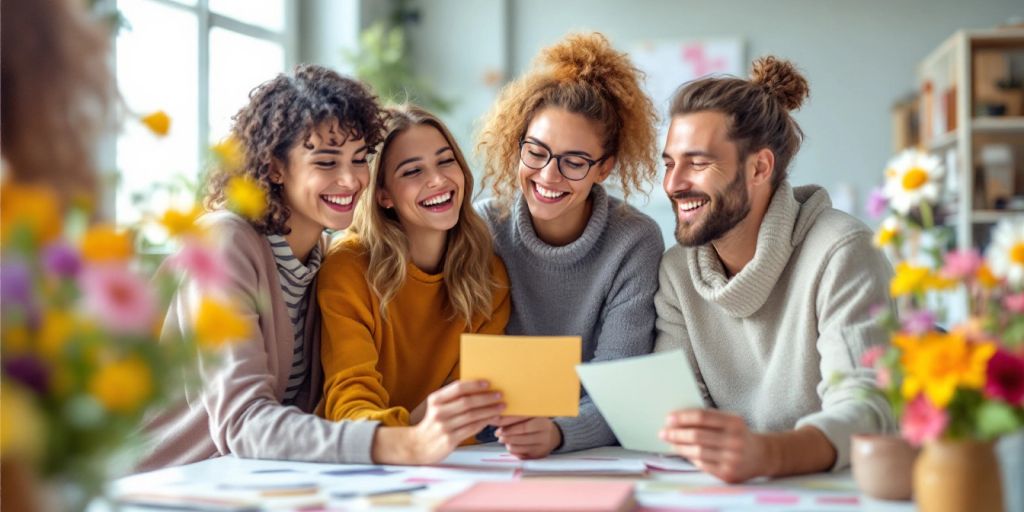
[576, 350, 704, 453]
[460, 334, 581, 417]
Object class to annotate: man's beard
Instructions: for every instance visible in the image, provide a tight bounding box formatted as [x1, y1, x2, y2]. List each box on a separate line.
[671, 170, 751, 247]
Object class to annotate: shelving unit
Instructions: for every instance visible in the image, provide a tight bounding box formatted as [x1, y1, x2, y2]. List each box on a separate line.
[917, 28, 1024, 249]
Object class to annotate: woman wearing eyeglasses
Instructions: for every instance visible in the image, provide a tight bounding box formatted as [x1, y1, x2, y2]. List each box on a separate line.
[475, 32, 663, 458]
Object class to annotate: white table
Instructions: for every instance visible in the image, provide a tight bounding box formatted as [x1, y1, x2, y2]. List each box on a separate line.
[103, 445, 917, 511]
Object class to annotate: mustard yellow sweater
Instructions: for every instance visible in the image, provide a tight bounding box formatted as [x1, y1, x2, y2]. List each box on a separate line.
[318, 238, 510, 425]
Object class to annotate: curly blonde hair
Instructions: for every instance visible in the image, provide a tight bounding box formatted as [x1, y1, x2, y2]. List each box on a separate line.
[346, 105, 497, 325]
[477, 32, 658, 211]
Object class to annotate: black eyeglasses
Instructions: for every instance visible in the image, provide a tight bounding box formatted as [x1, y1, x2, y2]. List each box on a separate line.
[519, 139, 608, 181]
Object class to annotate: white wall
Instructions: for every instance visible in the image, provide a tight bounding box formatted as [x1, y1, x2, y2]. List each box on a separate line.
[410, 0, 1023, 244]
[302, 0, 1023, 244]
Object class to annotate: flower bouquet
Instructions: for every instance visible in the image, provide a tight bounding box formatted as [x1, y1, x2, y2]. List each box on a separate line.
[0, 126, 254, 511]
[861, 148, 1024, 511]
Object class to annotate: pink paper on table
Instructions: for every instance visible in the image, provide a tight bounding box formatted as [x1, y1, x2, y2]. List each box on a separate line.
[438, 480, 634, 512]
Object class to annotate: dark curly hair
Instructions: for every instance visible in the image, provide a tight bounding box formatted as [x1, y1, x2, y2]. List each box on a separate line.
[204, 64, 387, 235]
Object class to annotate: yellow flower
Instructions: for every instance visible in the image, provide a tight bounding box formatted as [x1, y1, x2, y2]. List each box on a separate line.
[194, 297, 250, 348]
[890, 262, 931, 297]
[874, 217, 900, 247]
[977, 264, 1000, 289]
[158, 205, 205, 238]
[79, 224, 134, 262]
[923, 273, 958, 291]
[225, 176, 267, 220]
[898, 332, 996, 408]
[212, 137, 244, 172]
[38, 309, 76, 360]
[2, 324, 31, 354]
[0, 381, 45, 462]
[0, 181, 62, 245]
[89, 357, 153, 413]
[140, 110, 171, 136]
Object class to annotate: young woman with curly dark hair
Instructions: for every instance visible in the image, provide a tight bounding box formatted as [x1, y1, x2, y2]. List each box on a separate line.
[139, 65, 480, 470]
[475, 33, 664, 458]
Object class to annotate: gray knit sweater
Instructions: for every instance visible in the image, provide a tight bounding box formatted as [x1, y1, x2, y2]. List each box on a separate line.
[654, 182, 895, 470]
[477, 184, 664, 452]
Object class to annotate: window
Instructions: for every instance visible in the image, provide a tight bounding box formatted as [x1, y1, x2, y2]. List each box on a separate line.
[114, 0, 294, 226]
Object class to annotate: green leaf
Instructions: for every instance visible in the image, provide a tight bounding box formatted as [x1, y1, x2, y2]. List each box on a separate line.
[977, 401, 1023, 440]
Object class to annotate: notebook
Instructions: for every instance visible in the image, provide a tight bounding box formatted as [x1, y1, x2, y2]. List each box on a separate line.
[437, 480, 635, 512]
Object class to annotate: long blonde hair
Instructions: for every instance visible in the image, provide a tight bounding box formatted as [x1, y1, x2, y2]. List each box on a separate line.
[346, 105, 497, 325]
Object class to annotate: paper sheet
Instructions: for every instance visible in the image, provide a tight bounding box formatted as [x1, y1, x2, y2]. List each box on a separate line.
[460, 334, 581, 417]
[576, 350, 705, 454]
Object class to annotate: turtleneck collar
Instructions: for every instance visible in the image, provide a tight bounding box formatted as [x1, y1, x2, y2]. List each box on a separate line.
[512, 183, 610, 268]
[685, 182, 831, 318]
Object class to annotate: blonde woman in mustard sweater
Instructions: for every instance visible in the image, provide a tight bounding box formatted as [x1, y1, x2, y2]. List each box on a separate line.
[318, 105, 511, 464]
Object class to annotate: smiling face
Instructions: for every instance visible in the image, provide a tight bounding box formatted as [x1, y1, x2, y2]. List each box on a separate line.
[518, 107, 613, 226]
[273, 120, 370, 236]
[377, 123, 465, 237]
[662, 111, 752, 247]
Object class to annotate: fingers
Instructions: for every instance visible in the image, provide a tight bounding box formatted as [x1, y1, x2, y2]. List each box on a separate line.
[430, 379, 490, 406]
[491, 416, 529, 428]
[666, 409, 740, 431]
[495, 417, 545, 437]
[669, 442, 726, 464]
[450, 417, 500, 444]
[447, 402, 506, 432]
[433, 391, 504, 421]
[659, 426, 732, 449]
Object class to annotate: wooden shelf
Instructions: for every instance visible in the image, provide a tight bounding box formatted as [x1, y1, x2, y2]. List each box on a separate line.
[973, 117, 1024, 133]
[928, 130, 958, 151]
[971, 210, 1024, 224]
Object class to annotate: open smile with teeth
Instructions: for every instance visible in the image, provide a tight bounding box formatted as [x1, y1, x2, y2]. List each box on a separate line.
[678, 199, 709, 212]
[321, 194, 354, 206]
[534, 182, 568, 200]
[420, 190, 454, 207]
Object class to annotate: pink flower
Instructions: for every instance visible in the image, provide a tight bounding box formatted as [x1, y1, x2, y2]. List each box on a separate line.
[985, 350, 1024, 405]
[901, 309, 937, 335]
[79, 266, 157, 335]
[901, 395, 949, 446]
[1003, 293, 1024, 314]
[941, 249, 983, 280]
[865, 187, 888, 220]
[860, 346, 886, 368]
[168, 240, 229, 291]
[877, 367, 892, 388]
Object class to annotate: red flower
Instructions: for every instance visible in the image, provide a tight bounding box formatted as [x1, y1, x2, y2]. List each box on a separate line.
[985, 349, 1024, 406]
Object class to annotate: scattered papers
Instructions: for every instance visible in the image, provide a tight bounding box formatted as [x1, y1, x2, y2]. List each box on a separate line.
[576, 350, 705, 453]
[461, 334, 581, 417]
[521, 458, 647, 477]
[439, 480, 635, 512]
[643, 454, 699, 472]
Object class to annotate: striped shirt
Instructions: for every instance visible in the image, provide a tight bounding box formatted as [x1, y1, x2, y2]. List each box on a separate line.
[267, 234, 323, 403]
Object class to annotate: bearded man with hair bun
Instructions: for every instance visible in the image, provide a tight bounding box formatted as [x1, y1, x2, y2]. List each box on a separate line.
[655, 56, 894, 482]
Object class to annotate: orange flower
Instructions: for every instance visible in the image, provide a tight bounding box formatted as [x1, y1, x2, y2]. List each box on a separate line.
[79, 225, 134, 262]
[140, 110, 171, 136]
[898, 332, 997, 408]
[0, 182, 62, 246]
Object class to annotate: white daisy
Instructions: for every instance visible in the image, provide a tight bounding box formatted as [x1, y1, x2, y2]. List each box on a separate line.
[882, 149, 944, 215]
[985, 216, 1024, 289]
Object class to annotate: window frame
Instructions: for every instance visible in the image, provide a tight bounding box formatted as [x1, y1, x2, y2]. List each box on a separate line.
[108, 0, 297, 220]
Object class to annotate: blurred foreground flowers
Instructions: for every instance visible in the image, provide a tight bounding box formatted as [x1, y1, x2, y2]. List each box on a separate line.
[0, 180, 252, 510]
[862, 148, 1024, 446]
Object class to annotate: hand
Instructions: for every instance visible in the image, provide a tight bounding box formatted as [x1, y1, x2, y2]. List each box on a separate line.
[494, 416, 562, 459]
[659, 409, 770, 483]
[409, 398, 427, 425]
[372, 380, 504, 465]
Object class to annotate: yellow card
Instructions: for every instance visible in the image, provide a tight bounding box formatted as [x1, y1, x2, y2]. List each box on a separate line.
[460, 334, 581, 417]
